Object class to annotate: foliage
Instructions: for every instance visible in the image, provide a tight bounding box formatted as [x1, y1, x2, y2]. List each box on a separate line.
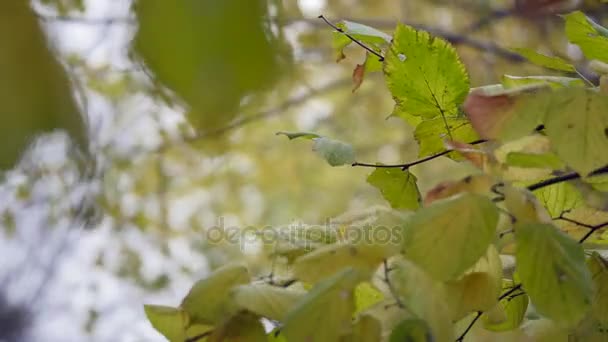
[0, 2, 84, 169]
[134, 0, 290, 132]
[6, 0, 608, 340]
[141, 10, 608, 342]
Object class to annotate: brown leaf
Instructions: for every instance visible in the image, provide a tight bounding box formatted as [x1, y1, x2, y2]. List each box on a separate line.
[352, 63, 365, 93]
[464, 84, 549, 140]
[445, 140, 487, 169]
[463, 90, 514, 140]
[424, 175, 495, 205]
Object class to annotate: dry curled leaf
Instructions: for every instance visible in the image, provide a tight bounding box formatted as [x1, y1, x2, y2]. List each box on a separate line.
[352, 63, 365, 93]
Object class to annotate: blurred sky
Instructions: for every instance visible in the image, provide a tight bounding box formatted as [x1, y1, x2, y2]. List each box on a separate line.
[2, 0, 359, 341]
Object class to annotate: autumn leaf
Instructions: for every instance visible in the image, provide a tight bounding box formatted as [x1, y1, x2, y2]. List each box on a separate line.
[352, 63, 365, 93]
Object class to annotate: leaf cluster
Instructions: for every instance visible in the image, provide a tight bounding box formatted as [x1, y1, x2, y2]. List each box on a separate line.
[146, 11, 608, 342]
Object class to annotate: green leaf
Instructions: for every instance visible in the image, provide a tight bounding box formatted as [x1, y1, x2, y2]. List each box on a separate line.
[0, 2, 85, 169]
[570, 178, 608, 211]
[503, 185, 551, 224]
[515, 222, 593, 326]
[483, 281, 528, 332]
[277, 133, 356, 167]
[543, 88, 608, 176]
[464, 84, 551, 141]
[389, 258, 454, 341]
[293, 243, 392, 283]
[367, 168, 421, 210]
[355, 282, 384, 314]
[506, 152, 565, 170]
[587, 253, 608, 326]
[413, 117, 479, 157]
[209, 312, 266, 342]
[445, 245, 503, 320]
[231, 284, 305, 321]
[385, 23, 470, 121]
[312, 137, 356, 166]
[283, 268, 361, 342]
[502, 75, 584, 89]
[332, 20, 390, 63]
[521, 319, 570, 341]
[402, 193, 499, 281]
[180, 264, 250, 325]
[533, 182, 582, 217]
[135, 1, 289, 130]
[338, 21, 392, 45]
[275, 131, 321, 140]
[510, 48, 575, 72]
[564, 11, 608, 63]
[347, 315, 383, 342]
[333, 31, 352, 62]
[144, 305, 188, 342]
[389, 319, 432, 342]
[588, 16, 608, 38]
[363, 52, 383, 73]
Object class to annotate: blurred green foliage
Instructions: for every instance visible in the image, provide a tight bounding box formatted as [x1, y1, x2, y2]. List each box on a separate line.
[134, 0, 292, 131]
[0, 2, 84, 169]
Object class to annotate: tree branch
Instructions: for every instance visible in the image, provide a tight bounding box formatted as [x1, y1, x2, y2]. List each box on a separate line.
[154, 78, 352, 154]
[294, 17, 525, 62]
[352, 139, 487, 170]
[579, 221, 608, 243]
[527, 165, 608, 192]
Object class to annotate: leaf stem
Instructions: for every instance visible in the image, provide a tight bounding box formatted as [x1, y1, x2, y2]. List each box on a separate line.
[318, 15, 385, 61]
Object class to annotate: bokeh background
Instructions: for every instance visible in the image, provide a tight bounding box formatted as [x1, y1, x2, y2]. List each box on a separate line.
[1, 0, 606, 341]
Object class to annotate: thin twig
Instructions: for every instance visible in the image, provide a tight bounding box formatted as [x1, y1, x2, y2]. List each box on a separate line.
[555, 215, 596, 229]
[185, 331, 213, 342]
[455, 284, 523, 341]
[499, 284, 523, 301]
[352, 139, 487, 170]
[297, 17, 524, 62]
[526, 171, 581, 191]
[318, 15, 385, 61]
[464, 8, 515, 33]
[383, 259, 404, 308]
[152, 78, 351, 154]
[579, 221, 608, 243]
[554, 211, 608, 243]
[455, 311, 483, 342]
[527, 165, 608, 192]
[575, 68, 596, 87]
